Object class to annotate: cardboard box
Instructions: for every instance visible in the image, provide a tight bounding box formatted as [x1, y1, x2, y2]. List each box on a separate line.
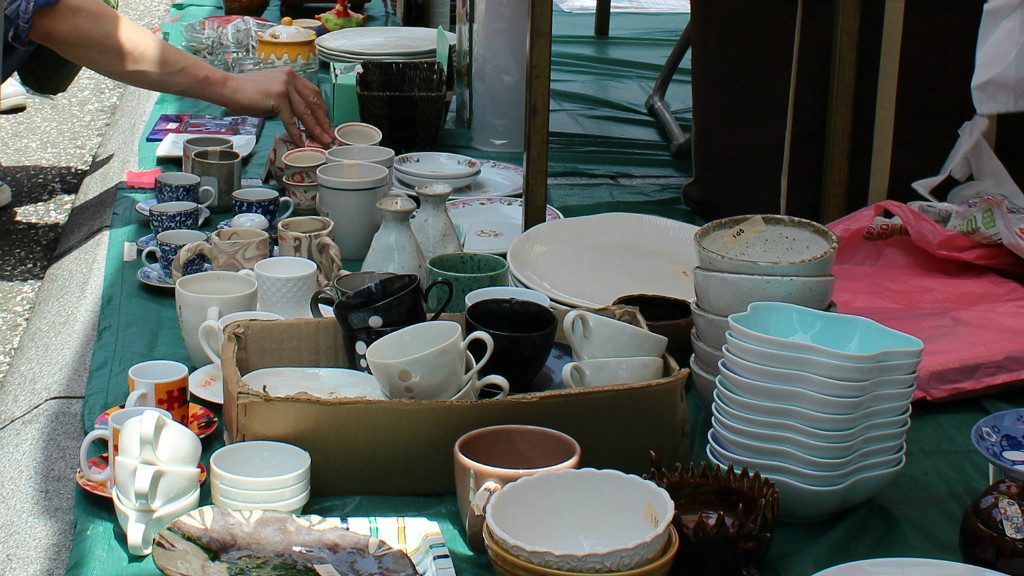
[221, 308, 690, 496]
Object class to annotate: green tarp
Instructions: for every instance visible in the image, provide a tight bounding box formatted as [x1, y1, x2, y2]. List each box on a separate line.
[65, 2, 1020, 575]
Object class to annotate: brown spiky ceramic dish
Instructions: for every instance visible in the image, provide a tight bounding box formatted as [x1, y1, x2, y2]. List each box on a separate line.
[647, 453, 779, 576]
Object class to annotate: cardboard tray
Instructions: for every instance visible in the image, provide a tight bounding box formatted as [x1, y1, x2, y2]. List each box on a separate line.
[221, 307, 690, 496]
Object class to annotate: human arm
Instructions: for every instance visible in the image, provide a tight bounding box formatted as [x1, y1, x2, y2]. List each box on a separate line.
[26, 0, 333, 146]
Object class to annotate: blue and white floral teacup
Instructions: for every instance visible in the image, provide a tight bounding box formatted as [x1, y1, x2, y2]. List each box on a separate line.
[140, 229, 209, 277]
[150, 201, 208, 235]
[231, 188, 294, 224]
[155, 172, 216, 207]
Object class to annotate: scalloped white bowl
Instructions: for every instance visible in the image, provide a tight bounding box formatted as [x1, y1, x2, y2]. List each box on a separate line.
[722, 346, 916, 398]
[484, 468, 674, 573]
[713, 389, 912, 443]
[726, 332, 919, 381]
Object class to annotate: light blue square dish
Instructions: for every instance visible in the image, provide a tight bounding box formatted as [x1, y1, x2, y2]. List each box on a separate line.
[728, 302, 924, 364]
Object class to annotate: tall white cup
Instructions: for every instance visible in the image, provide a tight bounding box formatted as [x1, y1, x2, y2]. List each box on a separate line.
[175, 271, 258, 367]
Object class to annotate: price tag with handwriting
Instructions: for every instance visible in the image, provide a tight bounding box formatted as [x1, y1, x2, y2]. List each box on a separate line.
[723, 216, 768, 249]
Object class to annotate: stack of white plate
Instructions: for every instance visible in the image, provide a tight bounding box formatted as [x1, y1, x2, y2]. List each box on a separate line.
[707, 301, 923, 522]
[689, 215, 839, 410]
[210, 441, 311, 514]
[315, 27, 455, 64]
[394, 152, 481, 190]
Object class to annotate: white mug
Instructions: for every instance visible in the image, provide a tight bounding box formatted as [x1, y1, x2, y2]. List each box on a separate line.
[118, 410, 202, 468]
[124, 360, 190, 427]
[79, 406, 172, 487]
[240, 257, 319, 319]
[199, 310, 283, 367]
[113, 456, 201, 511]
[366, 321, 495, 400]
[562, 310, 668, 360]
[562, 357, 664, 389]
[113, 484, 200, 556]
[175, 271, 258, 367]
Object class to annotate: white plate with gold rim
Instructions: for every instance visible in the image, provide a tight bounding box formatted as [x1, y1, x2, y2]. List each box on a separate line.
[393, 160, 523, 199]
[445, 197, 562, 255]
[507, 213, 699, 308]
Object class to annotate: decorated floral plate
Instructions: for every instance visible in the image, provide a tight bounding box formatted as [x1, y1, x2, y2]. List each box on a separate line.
[189, 363, 224, 405]
[135, 199, 157, 218]
[76, 453, 206, 499]
[972, 408, 1024, 481]
[136, 233, 158, 250]
[393, 160, 523, 199]
[445, 196, 563, 255]
[507, 212, 699, 308]
[154, 507, 455, 576]
[95, 403, 218, 439]
[138, 263, 174, 289]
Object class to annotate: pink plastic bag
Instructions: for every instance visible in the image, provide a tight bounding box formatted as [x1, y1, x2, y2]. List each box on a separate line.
[828, 200, 1024, 402]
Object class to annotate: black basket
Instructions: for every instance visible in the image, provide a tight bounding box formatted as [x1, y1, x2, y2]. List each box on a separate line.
[357, 89, 446, 154]
[356, 61, 448, 154]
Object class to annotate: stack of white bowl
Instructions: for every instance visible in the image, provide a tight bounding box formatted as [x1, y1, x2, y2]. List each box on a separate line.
[210, 441, 311, 514]
[707, 301, 923, 522]
[393, 152, 481, 191]
[690, 215, 839, 410]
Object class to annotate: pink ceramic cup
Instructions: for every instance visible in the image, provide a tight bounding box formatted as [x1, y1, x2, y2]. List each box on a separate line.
[453, 425, 581, 551]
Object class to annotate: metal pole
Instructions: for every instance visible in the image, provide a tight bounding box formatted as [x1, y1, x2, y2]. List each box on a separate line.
[523, 0, 552, 230]
[867, 0, 905, 205]
[819, 0, 862, 222]
[595, 0, 611, 37]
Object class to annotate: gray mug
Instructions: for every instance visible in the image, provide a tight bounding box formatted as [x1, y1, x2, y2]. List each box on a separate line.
[183, 136, 233, 174]
[190, 148, 241, 212]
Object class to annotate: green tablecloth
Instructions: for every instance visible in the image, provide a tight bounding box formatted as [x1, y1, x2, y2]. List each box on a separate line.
[65, 2, 1024, 575]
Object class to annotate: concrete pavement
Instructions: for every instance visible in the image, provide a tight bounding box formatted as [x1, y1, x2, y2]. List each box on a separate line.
[0, 0, 165, 571]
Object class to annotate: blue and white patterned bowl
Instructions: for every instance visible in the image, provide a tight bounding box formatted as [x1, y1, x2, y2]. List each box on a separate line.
[972, 409, 1024, 481]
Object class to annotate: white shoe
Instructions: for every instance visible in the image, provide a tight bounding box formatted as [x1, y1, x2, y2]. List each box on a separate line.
[1, 77, 27, 113]
[0, 180, 11, 209]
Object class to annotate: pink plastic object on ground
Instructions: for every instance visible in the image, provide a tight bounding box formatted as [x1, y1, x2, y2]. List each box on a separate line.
[828, 200, 1024, 402]
[125, 168, 162, 189]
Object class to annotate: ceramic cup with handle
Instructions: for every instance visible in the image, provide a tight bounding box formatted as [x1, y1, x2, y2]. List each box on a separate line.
[154, 172, 216, 207]
[464, 298, 558, 393]
[113, 484, 200, 556]
[562, 310, 669, 360]
[175, 271, 258, 367]
[325, 144, 395, 190]
[124, 360, 191, 427]
[562, 357, 664, 389]
[276, 216, 342, 285]
[78, 406, 172, 488]
[450, 355, 511, 401]
[182, 135, 232, 174]
[113, 456, 200, 511]
[454, 425, 581, 551]
[117, 410, 202, 468]
[199, 310, 283, 368]
[282, 147, 327, 185]
[240, 257, 319, 319]
[232, 188, 294, 224]
[149, 201, 207, 236]
[172, 227, 270, 280]
[426, 253, 510, 313]
[140, 229, 208, 278]
[190, 148, 241, 213]
[365, 321, 495, 400]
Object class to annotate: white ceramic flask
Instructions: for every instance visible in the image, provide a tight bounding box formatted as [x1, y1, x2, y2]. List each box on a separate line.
[411, 182, 463, 260]
[362, 195, 427, 282]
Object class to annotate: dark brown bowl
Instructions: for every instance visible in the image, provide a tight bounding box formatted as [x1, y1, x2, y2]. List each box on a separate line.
[647, 453, 778, 576]
[960, 479, 1024, 575]
[612, 295, 693, 363]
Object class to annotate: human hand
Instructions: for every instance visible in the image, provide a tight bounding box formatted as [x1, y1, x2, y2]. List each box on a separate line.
[222, 67, 334, 147]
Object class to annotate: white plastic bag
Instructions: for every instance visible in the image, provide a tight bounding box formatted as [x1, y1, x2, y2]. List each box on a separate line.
[973, 0, 1024, 115]
[912, 115, 1024, 206]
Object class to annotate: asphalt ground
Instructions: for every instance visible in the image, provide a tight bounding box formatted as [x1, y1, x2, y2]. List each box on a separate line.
[0, 0, 165, 571]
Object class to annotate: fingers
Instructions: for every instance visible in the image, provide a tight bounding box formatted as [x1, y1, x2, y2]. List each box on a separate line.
[289, 80, 333, 148]
[278, 105, 305, 148]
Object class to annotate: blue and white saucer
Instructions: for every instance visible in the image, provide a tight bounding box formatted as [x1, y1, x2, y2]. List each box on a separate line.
[137, 263, 174, 289]
[135, 199, 157, 218]
[136, 234, 157, 250]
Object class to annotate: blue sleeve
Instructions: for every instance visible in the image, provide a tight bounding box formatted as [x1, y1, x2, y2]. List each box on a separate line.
[5, 0, 61, 49]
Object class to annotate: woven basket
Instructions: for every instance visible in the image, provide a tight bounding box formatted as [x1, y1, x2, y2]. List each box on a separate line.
[356, 61, 447, 154]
